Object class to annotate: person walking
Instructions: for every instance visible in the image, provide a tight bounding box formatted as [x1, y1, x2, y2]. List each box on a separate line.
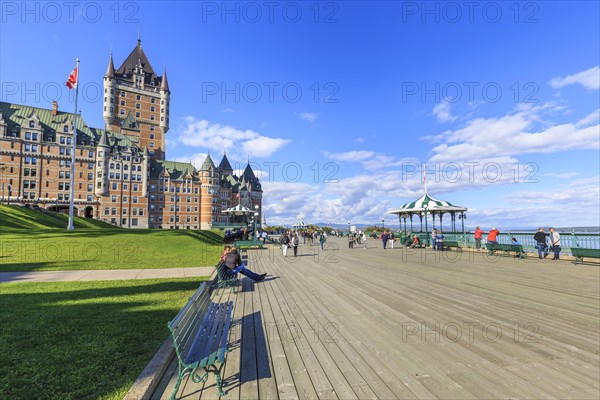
[474, 226, 485, 250]
[281, 232, 290, 257]
[381, 231, 389, 249]
[533, 227, 549, 259]
[362, 232, 367, 249]
[292, 233, 300, 257]
[431, 229, 437, 250]
[348, 231, 354, 248]
[549, 227, 561, 260]
[319, 232, 326, 251]
[389, 231, 395, 249]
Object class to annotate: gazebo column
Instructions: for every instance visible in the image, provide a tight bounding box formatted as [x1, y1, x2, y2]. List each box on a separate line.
[439, 213, 443, 232]
[419, 214, 423, 232]
[410, 215, 413, 232]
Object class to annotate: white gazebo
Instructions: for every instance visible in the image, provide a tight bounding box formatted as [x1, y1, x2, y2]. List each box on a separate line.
[293, 221, 309, 230]
[387, 193, 467, 234]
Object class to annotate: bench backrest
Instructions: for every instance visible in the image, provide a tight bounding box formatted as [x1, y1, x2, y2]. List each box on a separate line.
[168, 282, 212, 366]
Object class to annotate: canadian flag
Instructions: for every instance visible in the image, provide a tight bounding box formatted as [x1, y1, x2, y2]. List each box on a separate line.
[66, 65, 78, 89]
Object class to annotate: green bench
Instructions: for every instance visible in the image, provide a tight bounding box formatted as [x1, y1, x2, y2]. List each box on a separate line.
[215, 261, 239, 293]
[442, 240, 462, 252]
[487, 243, 526, 258]
[234, 240, 264, 249]
[571, 247, 600, 264]
[167, 282, 233, 399]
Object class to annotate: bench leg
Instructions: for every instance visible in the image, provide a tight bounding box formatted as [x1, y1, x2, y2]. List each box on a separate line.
[206, 364, 226, 396]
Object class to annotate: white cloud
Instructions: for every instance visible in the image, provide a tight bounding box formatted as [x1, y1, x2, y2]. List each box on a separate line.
[577, 108, 600, 127]
[297, 112, 318, 122]
[428, 104, 600, 163]
[322, 150, 376, 162]
[544, 172, 578, 179]
[173, 117, 290, 159]
[549, 66, 600, 90]
[432, 102, 458, 123]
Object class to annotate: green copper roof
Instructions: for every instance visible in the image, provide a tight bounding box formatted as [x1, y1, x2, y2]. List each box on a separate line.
[149, 159, 198, 181]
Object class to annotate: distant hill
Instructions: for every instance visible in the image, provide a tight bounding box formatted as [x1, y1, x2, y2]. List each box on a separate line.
[0, 205, 118, 230]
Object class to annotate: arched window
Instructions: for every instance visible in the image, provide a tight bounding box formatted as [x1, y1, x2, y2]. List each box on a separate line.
[29, 121, 35, 128]
[110, 163, 114, 169]
[64, 125, 69, 132]
[124, 165, 129, 171]
[137, 166, 142, 172]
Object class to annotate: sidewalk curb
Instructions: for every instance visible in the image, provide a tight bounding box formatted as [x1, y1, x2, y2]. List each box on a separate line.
[124, 337, 175, 400]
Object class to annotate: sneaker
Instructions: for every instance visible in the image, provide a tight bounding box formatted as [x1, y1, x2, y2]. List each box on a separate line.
[258, 273, 267, 282]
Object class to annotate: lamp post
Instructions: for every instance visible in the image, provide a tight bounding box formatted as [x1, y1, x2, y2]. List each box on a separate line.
[381, 218, 385, 231]
[347, 221, 350, 236]
[458, 213, 466, 236]
[253, 211, 258, 241]
[0, 161, 6, 203]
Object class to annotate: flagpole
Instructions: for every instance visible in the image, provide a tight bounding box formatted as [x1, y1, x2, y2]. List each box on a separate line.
[67, 58, 80, 231]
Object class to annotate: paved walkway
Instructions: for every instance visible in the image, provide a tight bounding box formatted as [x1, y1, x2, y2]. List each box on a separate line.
[0, 266, 215, 283]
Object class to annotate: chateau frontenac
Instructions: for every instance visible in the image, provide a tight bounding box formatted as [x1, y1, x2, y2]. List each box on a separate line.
[0, 39, 262, 229]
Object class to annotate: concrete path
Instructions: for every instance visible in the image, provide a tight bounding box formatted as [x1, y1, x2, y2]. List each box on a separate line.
[0, 266, 215, 283]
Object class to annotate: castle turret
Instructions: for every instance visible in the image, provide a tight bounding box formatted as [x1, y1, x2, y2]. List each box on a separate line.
[94, 130, 111, 197]
[159, 67, 170, 135]
[103, 53, 116, 126]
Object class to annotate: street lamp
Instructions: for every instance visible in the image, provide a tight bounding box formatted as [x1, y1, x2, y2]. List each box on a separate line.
[381, 218, 385, 230]
[0, 161, 6, 203]
[253, 211, 258, 241]
[458, 213, 467, 236]
[347, 221, 350, 235]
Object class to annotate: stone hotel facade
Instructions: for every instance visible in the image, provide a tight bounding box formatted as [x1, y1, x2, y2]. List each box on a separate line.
[0, 39, 262, 229]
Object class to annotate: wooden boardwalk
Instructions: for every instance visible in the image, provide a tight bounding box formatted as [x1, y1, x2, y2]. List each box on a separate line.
[152, 237, 600, 399]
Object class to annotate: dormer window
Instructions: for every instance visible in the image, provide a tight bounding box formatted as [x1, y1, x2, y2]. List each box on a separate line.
[64, 125, 69, 132]
[29, 121, 35, 128]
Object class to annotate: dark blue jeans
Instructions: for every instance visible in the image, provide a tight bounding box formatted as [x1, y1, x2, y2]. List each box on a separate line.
[537, 244, 548, 258]
[552, 245, 561, 259]
[232, 263, 262, 281]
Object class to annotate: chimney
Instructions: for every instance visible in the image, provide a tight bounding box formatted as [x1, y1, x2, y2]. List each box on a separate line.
[51, 101, 58, 116]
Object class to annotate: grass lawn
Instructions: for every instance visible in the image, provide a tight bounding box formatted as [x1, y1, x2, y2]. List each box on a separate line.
[0, 205, 224, 272]
[0, 278, 205, 400]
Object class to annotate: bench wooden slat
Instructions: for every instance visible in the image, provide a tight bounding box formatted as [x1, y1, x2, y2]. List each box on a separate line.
[167, 281, 234, 398]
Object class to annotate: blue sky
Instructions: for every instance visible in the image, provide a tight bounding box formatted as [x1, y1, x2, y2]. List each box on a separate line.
[1, 1, 599, 229]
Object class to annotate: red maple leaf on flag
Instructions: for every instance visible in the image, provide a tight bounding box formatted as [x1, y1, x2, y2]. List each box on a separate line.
[66, 65, 78, 89]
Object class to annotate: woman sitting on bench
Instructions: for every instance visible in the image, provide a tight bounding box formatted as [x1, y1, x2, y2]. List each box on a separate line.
[224, 246, 267, 282]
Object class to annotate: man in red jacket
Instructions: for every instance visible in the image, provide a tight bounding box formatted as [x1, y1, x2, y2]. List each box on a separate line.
[487, 228, 500, 244]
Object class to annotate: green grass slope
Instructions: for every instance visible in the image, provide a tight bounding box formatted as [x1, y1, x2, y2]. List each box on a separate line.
[0, 205, 116, 230]
[0, 205, 224, 272]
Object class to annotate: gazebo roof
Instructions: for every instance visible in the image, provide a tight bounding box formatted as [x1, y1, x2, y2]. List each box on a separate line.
[388, 193, 467, 215]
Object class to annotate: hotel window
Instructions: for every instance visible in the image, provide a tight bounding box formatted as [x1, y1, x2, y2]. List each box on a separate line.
[150, 125, 154, 131]
[150, 106, 155, 112]
[150, 115, 155, 121]
[121, 100, 126, 106]
[136, 95, 141, 100]
[64, 125, 69, 132]
[67, 137, 72, 145]
[25, 132, 31, 140]
[133, 196, 138, 203]
[151, 97, 155, 103]
[121, 91, 125, 97]
[120, 109, 125, 115]
[87, 195, 93, 201]
[149, 142, 154, 148]
[132, 219, 138, 227]
[111, 195, 117, 202]
[105, 208, 110, 215]
[150, 133, 154, 139]
[135, 112, 140, 118]
[136, 103, 140, 109]
[29, 121, 35, 128]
